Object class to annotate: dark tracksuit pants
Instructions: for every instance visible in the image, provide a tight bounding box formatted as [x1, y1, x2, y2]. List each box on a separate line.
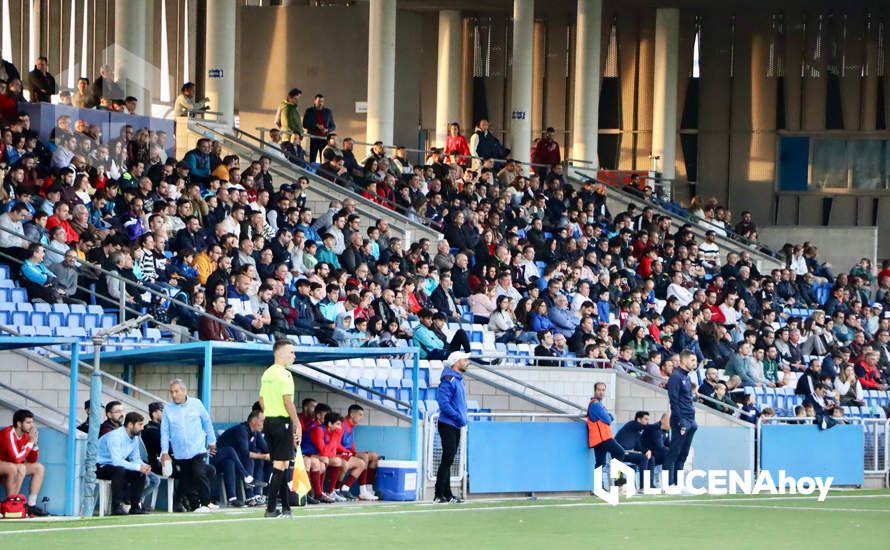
[211, 446, 249, 501]
[97, 464, 146, 508]
[663, 419, 697, 486]
[435, 422, 461, 499]
[173, 453, 216, 507]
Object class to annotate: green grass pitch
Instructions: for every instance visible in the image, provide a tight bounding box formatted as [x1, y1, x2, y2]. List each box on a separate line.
[1, 490, 889, 549]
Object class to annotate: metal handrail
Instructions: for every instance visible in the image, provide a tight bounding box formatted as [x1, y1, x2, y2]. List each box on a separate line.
[0, 394, 71, 433]
[294, 362, 410, 409]
[465, 360, 587, 412]
[0, 324, 164, 404]
[192, 122, 441, 240]
[240, 128, 433, 221]
[0, 380, 68, 418]
[573, 166, 783, 257]
[0, 224, 263, 343]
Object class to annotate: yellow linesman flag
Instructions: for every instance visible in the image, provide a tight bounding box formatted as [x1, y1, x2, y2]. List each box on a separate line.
[292, 447, 312, 499]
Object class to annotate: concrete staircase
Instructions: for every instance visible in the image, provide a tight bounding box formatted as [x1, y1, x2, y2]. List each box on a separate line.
[0, 349, 159, 426]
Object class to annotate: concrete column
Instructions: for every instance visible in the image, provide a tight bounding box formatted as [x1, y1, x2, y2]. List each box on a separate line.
[28, 0, 40, 69]
[652, 8, 680, 179]
[204, 0, 237, 125]
[460, 17, 473, 132]
[531, 20, 546, 137]
[435, 10, 462, 147]
[510, 0, 534, 171]
[366, 0, 397, 147]
[570, 0, 602, 170]
[114, 0, 149, 114]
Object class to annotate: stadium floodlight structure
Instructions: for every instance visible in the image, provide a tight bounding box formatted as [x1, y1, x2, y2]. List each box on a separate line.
[80, 313, 153, 517]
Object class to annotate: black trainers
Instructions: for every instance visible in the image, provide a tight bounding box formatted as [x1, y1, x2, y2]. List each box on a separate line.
[27, 505, 49, 517]
[433, 497, 449, 504]
[264, 509, 281, 518]
[128, 504, 150, 515]
[228, 498, 245, 508]
[111, 505, 128, 516]
[306, 495, 320, 505]
[338, 489, 357, 501]
[279, 509, 292, 518]
[448, 497, 464, 504]
[614, 474, 627, 487]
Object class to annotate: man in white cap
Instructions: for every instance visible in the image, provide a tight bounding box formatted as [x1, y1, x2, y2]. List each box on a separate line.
[434, 351, 470, 504]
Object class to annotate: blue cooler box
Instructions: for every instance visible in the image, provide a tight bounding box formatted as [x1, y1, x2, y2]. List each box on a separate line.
[376, 460, 418, 501]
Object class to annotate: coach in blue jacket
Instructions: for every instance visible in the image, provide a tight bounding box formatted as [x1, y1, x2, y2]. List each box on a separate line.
[664, 350, 698, 486]
[435, 351, 470, 504]
[641, 413, 671, 486]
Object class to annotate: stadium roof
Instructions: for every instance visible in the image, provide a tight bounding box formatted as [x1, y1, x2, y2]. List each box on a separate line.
[0, 336, 78, 350]
[90, 341, 417, 367]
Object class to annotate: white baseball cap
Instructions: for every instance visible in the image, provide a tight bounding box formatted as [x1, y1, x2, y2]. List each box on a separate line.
[446, 351, 471, 366]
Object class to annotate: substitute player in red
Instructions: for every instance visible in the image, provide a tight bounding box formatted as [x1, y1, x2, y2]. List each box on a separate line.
[338, 405, 379, 501]
[306, 408, 366, 502]
[301, 403, 335, 503]
[0, 409, 47, 516]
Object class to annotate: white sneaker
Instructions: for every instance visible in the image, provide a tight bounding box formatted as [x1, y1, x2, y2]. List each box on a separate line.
[193, 505, 212, 513]
[328, 492, 346, 502]
[206, 502, 220, 510]
[244, 475, 254, 485]
[360, 485, 379, 501]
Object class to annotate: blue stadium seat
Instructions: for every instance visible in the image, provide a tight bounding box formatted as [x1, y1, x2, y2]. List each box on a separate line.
[87, 305, 103, 315]
[9, 288, 26, 303]
[0, 279, 14, 289]
[47, 312, 66, 330]
[33, 302, 52, 313]
[10, 311, 29, 326]
[14, 302, 33, 312]
[101, 313, 117, 328]
[51, 303, 70, 314]
[0, 264, 9, 279]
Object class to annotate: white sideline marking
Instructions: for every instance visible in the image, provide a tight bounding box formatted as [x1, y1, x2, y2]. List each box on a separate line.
[2, 494, 888, 536]
[667, 502, 890, 514]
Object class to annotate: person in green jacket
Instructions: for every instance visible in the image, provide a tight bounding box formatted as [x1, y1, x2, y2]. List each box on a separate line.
[274, 88, 304, 144]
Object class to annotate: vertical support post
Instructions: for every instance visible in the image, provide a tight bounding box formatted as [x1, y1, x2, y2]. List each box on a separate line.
[366, 0, 397, 149]
[200, 341, 213, 409]
[65, 340, 80, 517]
[509, 0, 534, 170]
[652, 8, 680, 180]
[435, 10, 462, 148]
[570, 0, 602, 172]
[81, 336, 104, 516]
[410, 349, 419, 461]
[204, 0, 236, 124]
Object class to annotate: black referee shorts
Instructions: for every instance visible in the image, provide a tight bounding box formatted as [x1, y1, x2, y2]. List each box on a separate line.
[263, 416, 295, 461]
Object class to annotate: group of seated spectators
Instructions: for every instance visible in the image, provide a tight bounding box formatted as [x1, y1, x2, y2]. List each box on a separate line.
[73, 379, 380, 515]
[0, 75, 889, 423]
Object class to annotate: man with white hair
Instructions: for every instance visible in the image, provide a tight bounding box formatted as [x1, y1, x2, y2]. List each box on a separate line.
[160, 379, 217, 513]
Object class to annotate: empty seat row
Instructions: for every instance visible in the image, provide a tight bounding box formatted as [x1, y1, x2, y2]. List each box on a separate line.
[0, 310, 118, 331]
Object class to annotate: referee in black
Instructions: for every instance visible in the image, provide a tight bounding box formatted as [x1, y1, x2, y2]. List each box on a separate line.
[259, 338, 301, 518]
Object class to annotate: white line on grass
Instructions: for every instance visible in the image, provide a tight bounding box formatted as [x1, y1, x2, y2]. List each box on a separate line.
[666, 502, 890, 514]
[2, 494, 888, 537]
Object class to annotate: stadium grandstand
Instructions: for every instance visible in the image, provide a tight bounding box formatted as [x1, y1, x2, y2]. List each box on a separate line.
[0, 0, 888, 547]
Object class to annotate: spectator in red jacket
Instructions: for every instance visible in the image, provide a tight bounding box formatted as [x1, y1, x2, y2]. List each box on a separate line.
[0, 409, 47, 516]
[856, 351, 886, 390]
[531, 127, 561, 178]
[444, 123, 470, 167]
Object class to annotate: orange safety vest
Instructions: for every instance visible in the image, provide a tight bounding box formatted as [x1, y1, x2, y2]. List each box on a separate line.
[586, 398, 613, 448]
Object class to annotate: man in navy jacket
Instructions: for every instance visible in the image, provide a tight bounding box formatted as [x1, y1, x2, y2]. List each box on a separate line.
[641, 413, 671, 487]
[614, 411, 652, 487]
[434, 351, 469, 504]
[664, 350, 698, 486]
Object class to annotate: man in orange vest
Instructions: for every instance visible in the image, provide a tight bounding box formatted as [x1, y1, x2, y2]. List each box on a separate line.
[587, 382, 627, 469]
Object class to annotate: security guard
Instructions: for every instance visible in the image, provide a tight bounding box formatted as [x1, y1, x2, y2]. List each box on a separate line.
[434, 351, 470, 503]
[259, 338, 301, 518]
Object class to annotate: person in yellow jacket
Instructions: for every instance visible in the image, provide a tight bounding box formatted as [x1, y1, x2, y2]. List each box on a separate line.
[192, 244, 222, 286]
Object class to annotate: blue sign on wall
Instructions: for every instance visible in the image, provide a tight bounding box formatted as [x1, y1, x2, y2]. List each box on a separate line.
[760, 424, 864, 486]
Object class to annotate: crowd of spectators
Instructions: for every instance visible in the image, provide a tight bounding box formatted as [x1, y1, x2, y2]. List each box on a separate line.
[0, 56, 888, 427]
